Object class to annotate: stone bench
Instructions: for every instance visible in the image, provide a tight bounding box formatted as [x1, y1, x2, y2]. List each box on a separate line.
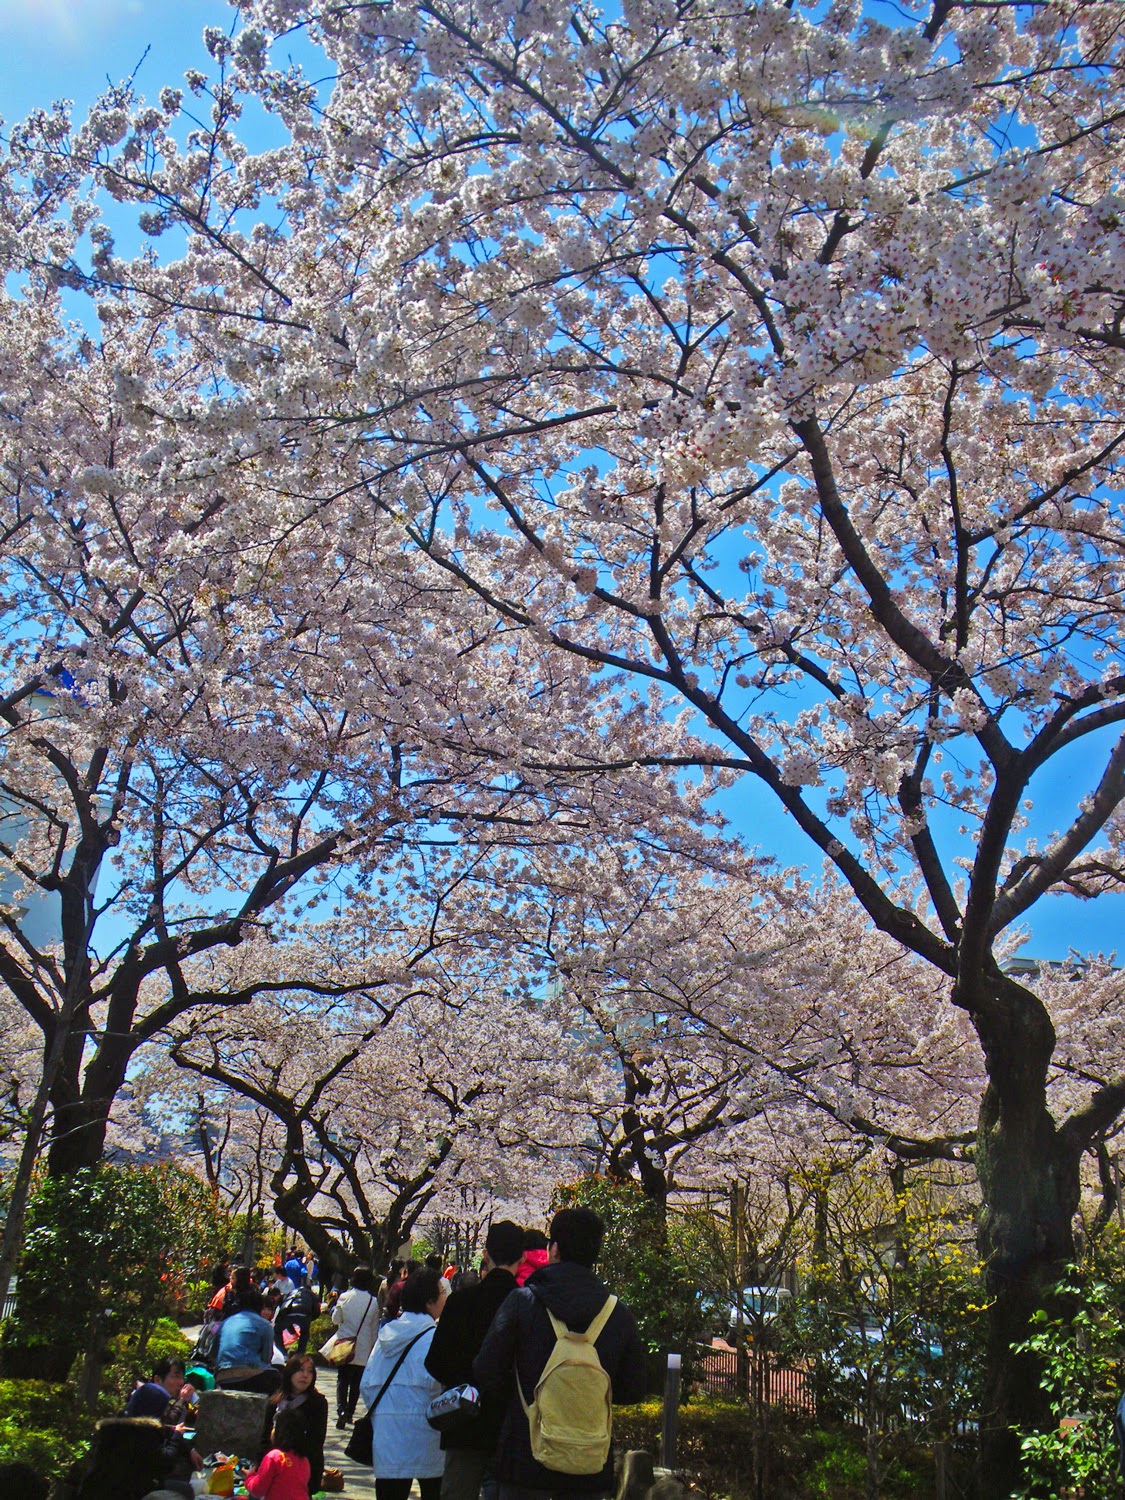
[193, 1388, 270, 1463]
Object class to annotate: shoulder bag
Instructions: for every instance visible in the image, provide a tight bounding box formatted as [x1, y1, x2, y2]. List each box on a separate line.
[323, 1292, 375, 1367]
[344, 1326, 431, 1466]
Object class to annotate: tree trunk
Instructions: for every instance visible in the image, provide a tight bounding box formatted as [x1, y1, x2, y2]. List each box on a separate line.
[0, 1027, 66, 1312]
[272, 1181, 380, 1285]
[974, 1079, 1081, 1496]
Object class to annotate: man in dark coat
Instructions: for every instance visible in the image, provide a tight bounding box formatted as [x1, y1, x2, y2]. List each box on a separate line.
[426, 1219, 527, 1500]
[472, 1208, 646, 1500]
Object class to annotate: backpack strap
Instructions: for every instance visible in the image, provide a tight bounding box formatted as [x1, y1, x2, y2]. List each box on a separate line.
[518, 1295, 618, 1416]
[544, 1295, 617, 1344]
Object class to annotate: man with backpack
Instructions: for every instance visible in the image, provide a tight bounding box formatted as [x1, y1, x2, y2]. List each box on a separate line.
[472, 1208, 646, 1500]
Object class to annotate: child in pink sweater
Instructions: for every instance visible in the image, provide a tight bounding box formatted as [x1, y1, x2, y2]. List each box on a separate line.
[245, 1409, 311, 1500]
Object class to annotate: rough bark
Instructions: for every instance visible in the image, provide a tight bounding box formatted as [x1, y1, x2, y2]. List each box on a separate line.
[967, 970, 1082, 1495]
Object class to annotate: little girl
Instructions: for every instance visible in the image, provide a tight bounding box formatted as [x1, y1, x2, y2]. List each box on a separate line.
[245, 1408, 311, 1500]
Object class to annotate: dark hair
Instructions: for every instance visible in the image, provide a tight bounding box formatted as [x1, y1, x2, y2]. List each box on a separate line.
[523, 1229, 549, 1252]
[424, 1253, 443, 1272]
[548, 1207, 605, 1268]
[271, 1353, 316, 1407]
[351, 1265, 376, 1292]
[388, 1258, 404, 1279]
[485, 1220, 525, 1265]
[152, 1357, 185, 1382]
[271, 1407, 305, 1454]
[0, 1462, 49, 1500]
[404, 1259, 420, 1276]
[241, 1286, 265, 1314]
[231, 1265, 254, 1294]
[210, 1264, 230, 1289]
[400, 1267, 443, 1313]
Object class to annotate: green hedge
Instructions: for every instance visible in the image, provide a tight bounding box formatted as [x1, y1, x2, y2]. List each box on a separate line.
[0, 1379, 91, 1479]
[309, 1313, 336, 1358]
[613, 1398, 935, 1499]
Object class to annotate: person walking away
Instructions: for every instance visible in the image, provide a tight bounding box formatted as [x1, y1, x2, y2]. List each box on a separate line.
[284, 1248, 307, 1289]
[262, 1354, 328, 1499]
[425, 1220, 525, 1500]
[359, 1267, 447, 1500]
[383, 1260, 418, 1324]
[472, 1208, 646, 1500]
[514, 1232, 549, 1288]
[275, 1278, 321, 1357]
[332, 1266, 380, 1428]
[245, 1408, 310, 1500]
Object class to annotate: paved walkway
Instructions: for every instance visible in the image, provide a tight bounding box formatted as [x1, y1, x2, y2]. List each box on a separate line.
[321, 1415, 375, 1497]
[182, 1324, 377, 1497]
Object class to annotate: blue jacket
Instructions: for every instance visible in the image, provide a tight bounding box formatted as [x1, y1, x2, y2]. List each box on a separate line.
[216, 1309, 275, 1371]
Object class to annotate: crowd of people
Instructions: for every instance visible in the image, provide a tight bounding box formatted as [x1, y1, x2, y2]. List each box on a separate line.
[61, 1208, 642, 1500]
[340, 1210, 645, 1500]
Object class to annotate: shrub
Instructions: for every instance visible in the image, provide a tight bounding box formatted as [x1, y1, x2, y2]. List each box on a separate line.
[310, 1313, 336, 1358]
[102, 1317, 193, 1410]
[613, 1399, 933, 1499]
[1013, 1267, 1123, 1499]
[0, 1379, 90, 1478]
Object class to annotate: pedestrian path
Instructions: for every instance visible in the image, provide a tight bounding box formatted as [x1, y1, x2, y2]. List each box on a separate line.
[321, 1416, 374, 1497]
[181, 1324, 378, 1496]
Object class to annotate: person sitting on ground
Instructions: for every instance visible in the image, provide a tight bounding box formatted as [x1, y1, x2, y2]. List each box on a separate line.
[205, 1264, 231, 1316]
[215, 1286, 281, 1394]
[246, 1407, 311, 1500]
[125, 1357, 186, 1419]
[217, 1264, 255, 1320]
[262, 1352, 328, 1499]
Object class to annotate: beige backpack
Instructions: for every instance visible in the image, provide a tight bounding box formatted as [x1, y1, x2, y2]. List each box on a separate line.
[519, 1295, 618, 1475]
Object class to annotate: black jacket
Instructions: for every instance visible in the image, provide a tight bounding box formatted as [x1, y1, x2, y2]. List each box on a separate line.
[425, 1266, 518, 1450]
[260, 1387, 328, 1494]
[472, 1261, 646, 1494]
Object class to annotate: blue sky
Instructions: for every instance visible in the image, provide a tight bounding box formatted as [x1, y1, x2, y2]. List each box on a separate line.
[0, 1, 224, 124]
[2, 0, 1121, 963]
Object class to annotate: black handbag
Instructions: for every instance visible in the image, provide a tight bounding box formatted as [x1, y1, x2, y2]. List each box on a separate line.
[345, 1411, 374, 1466]
[345, 1328, 431, 1467]
[426, 1382, 482, 1433]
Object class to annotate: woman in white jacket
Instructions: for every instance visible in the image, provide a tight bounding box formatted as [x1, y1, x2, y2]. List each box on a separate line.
[359, 1267, 447, 1500]
[331, 1266, 380, 1429]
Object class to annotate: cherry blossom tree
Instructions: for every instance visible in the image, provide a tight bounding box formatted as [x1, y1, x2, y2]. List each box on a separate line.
[0, 263, 699, 1364]
[7, 0, 1125, 1479]
[161, 943, 582, 1276]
